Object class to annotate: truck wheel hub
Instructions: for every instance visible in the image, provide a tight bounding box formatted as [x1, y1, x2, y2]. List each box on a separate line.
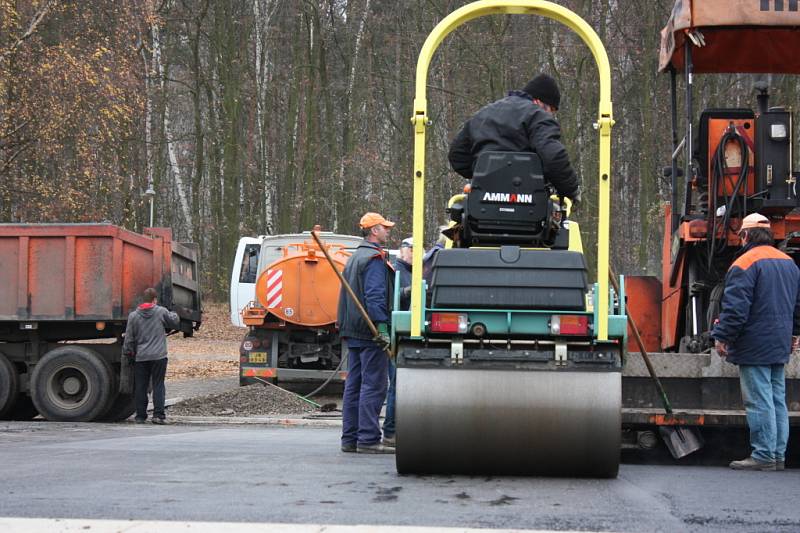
[63, 376, 81, 395]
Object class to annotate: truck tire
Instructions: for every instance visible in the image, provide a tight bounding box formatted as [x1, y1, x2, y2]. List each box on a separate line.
[0, 354, 20, 419]
[99, 392, 136, 422]
[31, 346, 113, 422]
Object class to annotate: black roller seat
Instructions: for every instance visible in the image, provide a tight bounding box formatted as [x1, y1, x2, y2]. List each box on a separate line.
[461, 151, 563, 247]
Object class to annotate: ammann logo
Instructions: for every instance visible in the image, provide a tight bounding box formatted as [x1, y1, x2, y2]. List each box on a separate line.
[482, 192, 533, 204]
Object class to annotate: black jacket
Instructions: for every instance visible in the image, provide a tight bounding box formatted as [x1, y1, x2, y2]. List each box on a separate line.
[448, 91, 580, 199]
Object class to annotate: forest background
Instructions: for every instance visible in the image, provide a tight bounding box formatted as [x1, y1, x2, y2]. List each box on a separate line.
[3, 0, 799, 299]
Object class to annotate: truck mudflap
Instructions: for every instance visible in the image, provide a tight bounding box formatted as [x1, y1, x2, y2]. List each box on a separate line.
[622, 351, 800, 427]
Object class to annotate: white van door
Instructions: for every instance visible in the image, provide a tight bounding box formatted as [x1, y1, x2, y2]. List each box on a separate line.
[230, 237, 262, 327]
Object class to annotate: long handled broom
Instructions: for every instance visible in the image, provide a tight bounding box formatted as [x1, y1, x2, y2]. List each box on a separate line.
[609, 267, 703, 459]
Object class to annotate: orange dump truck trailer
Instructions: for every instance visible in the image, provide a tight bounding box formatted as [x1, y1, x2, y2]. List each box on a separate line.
[232, 231, 361, 385]
[0, 224, 201, 422]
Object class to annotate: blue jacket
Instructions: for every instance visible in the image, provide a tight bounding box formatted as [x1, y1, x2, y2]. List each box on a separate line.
[337, 240, 394, 342]
[712, 243, 800, 365]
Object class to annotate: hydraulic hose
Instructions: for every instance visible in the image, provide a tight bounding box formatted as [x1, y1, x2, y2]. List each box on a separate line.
[303, 353, 346, 399]
[708, 126, 749, 273]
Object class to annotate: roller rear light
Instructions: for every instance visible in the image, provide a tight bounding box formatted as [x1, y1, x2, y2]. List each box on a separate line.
[430, 313, 469, 334]
[550, 315, 590, 336]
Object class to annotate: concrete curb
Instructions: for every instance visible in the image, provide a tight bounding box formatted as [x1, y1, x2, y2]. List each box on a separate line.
[0, 518, 592, 533]
[165, 414, 343, 427]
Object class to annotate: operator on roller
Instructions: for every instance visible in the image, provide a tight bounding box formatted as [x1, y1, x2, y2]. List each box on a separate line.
[712, 213, 800, 471]
[338, 212, 396, 454]
[448, 73, 581, 205]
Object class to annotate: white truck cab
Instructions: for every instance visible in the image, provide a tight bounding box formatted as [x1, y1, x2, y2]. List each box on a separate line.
[230, 236, 264, 327]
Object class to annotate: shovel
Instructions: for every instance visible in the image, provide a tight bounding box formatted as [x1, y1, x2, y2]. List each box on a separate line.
[609, 268, 704, 459]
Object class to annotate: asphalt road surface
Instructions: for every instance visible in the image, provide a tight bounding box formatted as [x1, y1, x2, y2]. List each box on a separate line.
[1, 422, 798, 532]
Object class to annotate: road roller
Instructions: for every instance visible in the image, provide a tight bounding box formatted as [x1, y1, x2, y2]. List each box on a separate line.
[391, 0, 626, 478]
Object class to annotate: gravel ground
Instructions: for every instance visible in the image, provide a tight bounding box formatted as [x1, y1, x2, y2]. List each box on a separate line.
[159, 303, 347, 417]
[165, 376, 239, 401]
[169, 382, 319, 416]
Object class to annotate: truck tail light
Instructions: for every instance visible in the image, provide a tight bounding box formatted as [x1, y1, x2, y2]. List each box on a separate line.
[550, 315, 590, 336]
[430, 313, 468, 334]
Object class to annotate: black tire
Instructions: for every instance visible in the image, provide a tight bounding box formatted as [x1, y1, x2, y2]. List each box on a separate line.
[7, 394, 39, 420]
[99, 392, 136, 422]
[0, 353, 20, 419]
[31, 346, 113, 422]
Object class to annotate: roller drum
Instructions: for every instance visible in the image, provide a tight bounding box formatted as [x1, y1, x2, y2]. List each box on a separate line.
[395, 368, 621, 478]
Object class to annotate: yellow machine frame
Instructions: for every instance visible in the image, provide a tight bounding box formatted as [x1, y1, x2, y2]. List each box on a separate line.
[409, 0, 614, 339]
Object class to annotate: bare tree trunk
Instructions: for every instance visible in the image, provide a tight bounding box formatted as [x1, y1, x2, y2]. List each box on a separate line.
[140, 40, 154, 214]
[151, 19, 193, 231]
[254, 0, 279, 234]
[335, 0, 371, 230]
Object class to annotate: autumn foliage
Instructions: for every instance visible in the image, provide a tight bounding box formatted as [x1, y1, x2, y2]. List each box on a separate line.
[3, 1, 796, 300]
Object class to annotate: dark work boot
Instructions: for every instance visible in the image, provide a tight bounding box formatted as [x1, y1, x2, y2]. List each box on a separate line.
[729, 457, 776, 471]
[357, 443, 395, 454]
[341, 442, 357, 453]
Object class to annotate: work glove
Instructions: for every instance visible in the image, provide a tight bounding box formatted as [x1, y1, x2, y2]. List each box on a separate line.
[374, 322, 391, 352]
[569, 186, 582, 209]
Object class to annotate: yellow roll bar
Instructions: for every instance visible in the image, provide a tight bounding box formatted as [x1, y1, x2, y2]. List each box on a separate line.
[410, 0, 614, 340]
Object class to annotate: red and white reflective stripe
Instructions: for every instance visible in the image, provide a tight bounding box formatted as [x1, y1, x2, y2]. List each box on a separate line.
[266, 269, 283, 308]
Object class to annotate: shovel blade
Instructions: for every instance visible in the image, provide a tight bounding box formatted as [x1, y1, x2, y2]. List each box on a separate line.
[659, 425, 704, 459]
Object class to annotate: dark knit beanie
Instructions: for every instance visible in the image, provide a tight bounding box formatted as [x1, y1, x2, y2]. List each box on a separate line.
[522, 74, 560, 110]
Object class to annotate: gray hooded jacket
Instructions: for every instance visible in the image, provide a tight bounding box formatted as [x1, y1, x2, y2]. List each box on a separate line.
[122, 304, 180, 362]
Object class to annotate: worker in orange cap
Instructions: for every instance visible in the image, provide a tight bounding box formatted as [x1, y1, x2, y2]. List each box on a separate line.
[337, 212, 396, 454]
[712, 213, 800, 471]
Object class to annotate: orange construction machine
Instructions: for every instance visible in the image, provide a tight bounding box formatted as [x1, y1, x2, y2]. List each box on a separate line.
[232, 230, 361, 386]
[621, 1, 799, 456]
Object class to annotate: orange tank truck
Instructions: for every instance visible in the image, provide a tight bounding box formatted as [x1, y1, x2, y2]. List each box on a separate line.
[237, 230, 360, 386]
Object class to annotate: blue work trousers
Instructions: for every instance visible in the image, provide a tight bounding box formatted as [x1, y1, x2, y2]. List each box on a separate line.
[342, 342, 388, 446]
[739, 364, 789, 463]
[382, 359, 396, 438]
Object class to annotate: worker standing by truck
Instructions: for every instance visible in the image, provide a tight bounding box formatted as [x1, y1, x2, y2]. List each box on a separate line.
[338, 213, 396, 454]
[712, 213, 800, 471]
[123, 287, 181, 424]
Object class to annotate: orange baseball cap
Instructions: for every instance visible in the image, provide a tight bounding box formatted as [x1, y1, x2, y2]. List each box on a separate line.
[740, 213, 770, 230]
[359, 212, 395, 229]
